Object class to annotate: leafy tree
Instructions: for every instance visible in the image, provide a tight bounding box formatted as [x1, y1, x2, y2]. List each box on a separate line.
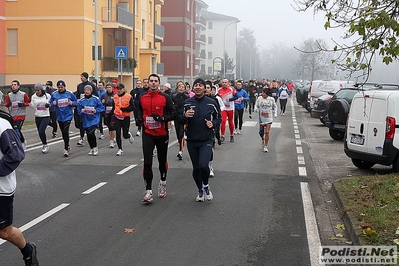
[237, 28, 257, 79]
[294, 0, 399, 79]
[222, 51, 236, 79]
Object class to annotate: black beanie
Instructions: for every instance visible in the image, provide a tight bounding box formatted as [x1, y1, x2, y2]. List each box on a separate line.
[193, 78, 206, 88]
[81, 72, 89, 79]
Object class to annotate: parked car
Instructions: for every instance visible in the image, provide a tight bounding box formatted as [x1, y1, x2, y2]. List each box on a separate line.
[307, 80, 352, 112]
[344, 90, 399, 172]
[310, 93, 333, 124]
[325, 83, 399, 140]
[296, 81, 310, 108]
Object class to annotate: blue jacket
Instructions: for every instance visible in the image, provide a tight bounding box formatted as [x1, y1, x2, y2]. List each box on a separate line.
[180, 95, 221, 141]
[77, 95, 105, 129]
[50, 90, 77, 122]
[234, 89, 249, 109]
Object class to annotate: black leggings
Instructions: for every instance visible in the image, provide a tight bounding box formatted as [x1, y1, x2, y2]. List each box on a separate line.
[142, 132, 169, 190]
[58, 120, 71, 149]
[248, 100, 255, 115]
[85, 125, 98, 148]
[234, 108, 244, 130]
[14, 120, 25, 142]
[35, 116, 50, 145]
[48, 111, 57, 133]
[112, 116, 131, 150]
[279, 98, 288, 113]
[174, 118, 185, 152]
[187, 139, 213, 190]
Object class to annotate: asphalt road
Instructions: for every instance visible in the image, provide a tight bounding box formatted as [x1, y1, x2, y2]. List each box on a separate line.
[1, 97, 381, 266]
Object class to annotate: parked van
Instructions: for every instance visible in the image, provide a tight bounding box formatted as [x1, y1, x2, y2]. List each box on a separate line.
[307, 80, 351, 112]
[344, 90, 399, 172]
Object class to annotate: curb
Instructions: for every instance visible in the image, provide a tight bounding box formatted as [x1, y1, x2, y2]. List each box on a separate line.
[332, 180, 366, 245]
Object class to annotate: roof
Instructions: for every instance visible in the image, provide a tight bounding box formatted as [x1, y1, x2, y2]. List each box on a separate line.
[201, 10, 239, 22]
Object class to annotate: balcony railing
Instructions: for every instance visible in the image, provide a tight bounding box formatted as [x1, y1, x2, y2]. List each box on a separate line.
[101, 7, 134, 28]
[155, 23, 165, 42]
[103, 57, 136, 73]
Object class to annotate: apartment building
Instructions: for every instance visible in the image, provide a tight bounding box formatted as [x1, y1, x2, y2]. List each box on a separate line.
[1, 0, 164, 90]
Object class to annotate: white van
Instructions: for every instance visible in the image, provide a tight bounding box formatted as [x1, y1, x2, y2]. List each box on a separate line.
[344, 90, 399, 172]
[307, 80, 351, 111]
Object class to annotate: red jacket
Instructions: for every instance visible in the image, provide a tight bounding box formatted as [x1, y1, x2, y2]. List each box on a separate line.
[138, 89, 176, 136]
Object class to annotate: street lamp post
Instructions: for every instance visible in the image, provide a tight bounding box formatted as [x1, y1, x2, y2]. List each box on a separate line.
[223, 20, 240, 78]
[94, 0, 99, 81]
[190, 0, 196, 84]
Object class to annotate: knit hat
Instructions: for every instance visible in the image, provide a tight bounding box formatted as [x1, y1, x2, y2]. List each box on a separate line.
[34, 82, 44, 90]
[57, 80, 66, 87]
[45, 81, 53, 86]
[193, 78, 206, 88]
[164, 83, 171, 89]
[81, 72, 89, 79]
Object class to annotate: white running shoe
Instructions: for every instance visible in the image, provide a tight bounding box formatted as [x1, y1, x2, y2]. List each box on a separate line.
[23, 140, 27, 150]
[204, 187, 213, 201]
[63, 147, 70, 157]
[77, 138, 85, 146]
[116, 149, 124, 156]
[88, 149, 94, 155]
[136, 130, 141, 136]
[209, 168, 214, 178]
[42, 145, 49, 154]
[93, 147, 99, 156]
[158, 183, 167, 198]
[109, 140, 115, 148]
[128, 132, 134, 144]
[196, 189, 205, 202]
[237, 129, 241, 135]
[234, 129, 237, 135]
[142, 190, 153, 203]
[177, 151, 183, 160]
[99, 134, 105, 139]
[263, 146, 269, 153]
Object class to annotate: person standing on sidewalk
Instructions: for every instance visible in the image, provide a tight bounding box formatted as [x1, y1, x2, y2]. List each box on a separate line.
[0, 116, 39, 266]
[30, 82, 51, 154]
[50, 80, 77, 157]
[3, 80, 30, 149]
[77, 85, 105, 156]
[180, 78, 221, 202]
[138, 74, 176, 203]
[45, 80, 58, 138]
[255, 88, 278, 153]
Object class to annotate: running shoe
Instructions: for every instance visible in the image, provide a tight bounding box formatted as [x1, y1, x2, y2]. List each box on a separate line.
[42, 145, 49, 154]
[249, 115, 252, 119]
[23, 242, 39, 266]
[63, 147, 70, 157]
[93, 147, 99, 156]
[136, 130, 141, 136]
[22, 140, 27, 150]
[128, 132, 134, 144]
[234, 129, 237, 135]
[158, 183, 167, 198]
[99, 134, 105, 139]
[209, 168, 214, 178]
[177, 151, 183, 160]
[204, 186, 213, 201]
[263, 146, 269, 153]
[230, 135, 234, 142]
[88, 149, 94, 155]
[109, 140, 115, 148]
[77, 138, 85, 146]
[196, 189, 204, 202]
[116, 149, 124, 156]
[220, 136, 225, 143]
[237, 129, 241, 135]
[142, 190, 153, 203]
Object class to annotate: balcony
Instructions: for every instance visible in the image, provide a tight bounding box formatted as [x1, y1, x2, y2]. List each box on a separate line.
[101, 7, 134, 29]
[155, 23, 165, 42]
[195, 17, 206, 29]
[102, 57, 136, 73]
[196, 34, 206, 44]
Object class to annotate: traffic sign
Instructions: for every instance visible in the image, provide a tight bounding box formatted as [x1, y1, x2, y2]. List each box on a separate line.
[115, 46, 128, 59]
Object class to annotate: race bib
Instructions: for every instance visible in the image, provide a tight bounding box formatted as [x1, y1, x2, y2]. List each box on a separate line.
[272, 93, 277, 97]
[105, 106, 112, 114]
[260, 111, 270, 118]
[234, 99, 241, 104]
[11, 102, 19, 109]
[36, 104, 46, 111]
[83, 106, 95, 114]
[146, 116, 161, 129]
[58, 98, 69, 107]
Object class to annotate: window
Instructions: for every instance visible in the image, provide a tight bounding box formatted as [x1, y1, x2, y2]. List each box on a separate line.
[135, 0, 138, 15]
[208, 22, 212, 29]
[186, 54, 190, 69]
[187, 26, 190, 41]
[149, 1, 152, 21]
[142, 19, 146, 41]
[208, 37, 212, 44]
[208, 67, 212, 74]
[208, 52, 212, 59]
[7, 29, 18, 55]
[187, 0, 190, 11]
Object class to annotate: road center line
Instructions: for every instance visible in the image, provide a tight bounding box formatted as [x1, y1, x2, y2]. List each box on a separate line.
[117, 165, 138, 175]
[300, 182, 324, 266]
[82, 182, 108, 194]
[0, 203, 70, 246]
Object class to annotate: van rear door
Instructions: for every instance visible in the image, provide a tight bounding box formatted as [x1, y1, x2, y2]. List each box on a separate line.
[346, 93, 373, 153]
[366, 97, 387, 155]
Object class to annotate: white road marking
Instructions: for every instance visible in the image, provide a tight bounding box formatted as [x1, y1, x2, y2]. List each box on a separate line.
[82, 182, 108, 194]
[299, 167, 307, 176]
[295, 134, 301, 139]
[0, 203, 70, 246]
[296, 147, 303, 154]
[298, 156, 305, 165]
[301, 182, 324, 266]
[296, 140, 302, 145]
[243, 121, 257, 127]
[117, 164, 138, 175]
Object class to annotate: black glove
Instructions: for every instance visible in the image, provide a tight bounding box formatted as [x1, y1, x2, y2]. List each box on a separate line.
[120, 107, 129, 112]
[18, 102, 24, 107]
[152, 114, 165, 121]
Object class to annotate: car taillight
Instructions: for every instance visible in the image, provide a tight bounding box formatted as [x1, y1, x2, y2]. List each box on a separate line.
[386, 116, 395, 139]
